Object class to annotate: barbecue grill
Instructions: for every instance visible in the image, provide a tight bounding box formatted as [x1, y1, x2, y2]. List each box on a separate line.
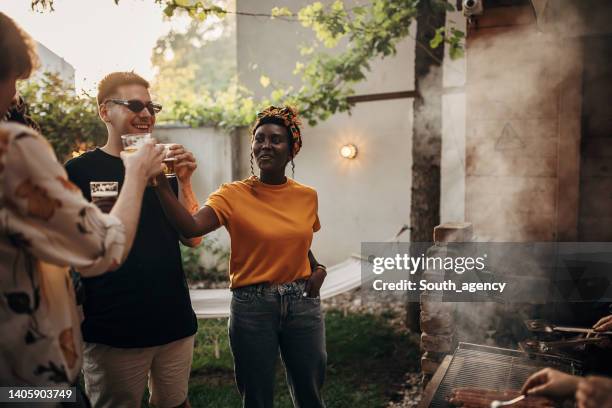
[418, 343, 582, 408]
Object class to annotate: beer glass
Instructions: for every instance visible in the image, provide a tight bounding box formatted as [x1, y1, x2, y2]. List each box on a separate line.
[160, 143, 177, 178]
[121, 133, 158, 186]
[90, 181, 118, 213]
[121, 133, 152, 153]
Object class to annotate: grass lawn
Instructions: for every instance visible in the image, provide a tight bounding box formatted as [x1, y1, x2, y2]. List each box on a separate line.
[142, 309, 419, 407]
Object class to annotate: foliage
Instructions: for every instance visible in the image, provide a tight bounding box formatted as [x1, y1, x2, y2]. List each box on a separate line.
[180, 237, 229, 284]
[140, 309, 420, 407]
[157, 0, 464, 127]
[19, 72, 106, 162]
[431, 26, 465, 60]
[29, 0, 464, 130]
[150, 11, 236, 107]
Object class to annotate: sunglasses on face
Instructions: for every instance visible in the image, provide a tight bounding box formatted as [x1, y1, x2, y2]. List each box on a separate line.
[105, 99, 162, 115]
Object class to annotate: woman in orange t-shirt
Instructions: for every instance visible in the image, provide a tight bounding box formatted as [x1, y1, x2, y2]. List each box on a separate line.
[155, 106, 327, 407]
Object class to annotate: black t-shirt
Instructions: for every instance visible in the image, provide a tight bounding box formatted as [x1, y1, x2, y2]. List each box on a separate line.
[65, 148, 197, 348]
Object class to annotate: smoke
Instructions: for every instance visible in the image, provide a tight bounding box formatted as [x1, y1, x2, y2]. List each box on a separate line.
[463, 8, 583, 242]
[446, 1, 597, 346]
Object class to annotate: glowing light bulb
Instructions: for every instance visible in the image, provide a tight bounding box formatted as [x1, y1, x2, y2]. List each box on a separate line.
[339, 144, 358, 159]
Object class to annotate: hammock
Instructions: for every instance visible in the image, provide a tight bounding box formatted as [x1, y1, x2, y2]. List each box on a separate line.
[190, 225, 409, 319]
[190, 255, 364, 319]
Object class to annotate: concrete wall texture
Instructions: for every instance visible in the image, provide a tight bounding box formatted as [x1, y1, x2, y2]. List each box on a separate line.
[35, 41, 76, 87]
[154, 126, 235, 246]
[464, 6, 584, 241]
[235, 0, 417, 265]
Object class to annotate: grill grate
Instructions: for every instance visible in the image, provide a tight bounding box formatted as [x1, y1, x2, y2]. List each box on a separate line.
[429, 343, 581, 408]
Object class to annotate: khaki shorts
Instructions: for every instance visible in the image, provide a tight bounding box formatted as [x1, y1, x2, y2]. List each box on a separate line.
[82, 335, 195, 408]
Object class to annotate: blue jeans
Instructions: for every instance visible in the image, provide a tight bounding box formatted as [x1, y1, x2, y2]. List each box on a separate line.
[229, 280, 327, 408]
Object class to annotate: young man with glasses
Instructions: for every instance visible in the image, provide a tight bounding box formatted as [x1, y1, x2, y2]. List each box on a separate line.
[65, 72, 201, 408]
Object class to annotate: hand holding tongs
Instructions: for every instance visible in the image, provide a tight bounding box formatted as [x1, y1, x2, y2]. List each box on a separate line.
[490, 394, 525, 407]
[525, 320, 612, 336]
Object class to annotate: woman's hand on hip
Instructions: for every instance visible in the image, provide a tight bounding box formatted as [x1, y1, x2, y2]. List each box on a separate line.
[304, 266, 327, 298]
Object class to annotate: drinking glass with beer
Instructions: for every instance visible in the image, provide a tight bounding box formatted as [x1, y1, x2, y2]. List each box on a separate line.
[121, 133, 152, 153]
[160, 143, 177, 178]
[90, 181, 119, 213]
[121, 133, 158, 185]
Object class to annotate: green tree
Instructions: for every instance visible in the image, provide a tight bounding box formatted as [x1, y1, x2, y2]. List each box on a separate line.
[19, 72, 106, 162]
[30, 0, 463, 127]
[151, 12, 236, 107]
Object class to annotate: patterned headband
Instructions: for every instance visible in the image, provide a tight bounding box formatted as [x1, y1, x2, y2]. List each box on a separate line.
[252, 105, 303, 157]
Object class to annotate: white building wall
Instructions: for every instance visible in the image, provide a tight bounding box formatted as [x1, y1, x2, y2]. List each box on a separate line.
[154, 125, 235, 247]
[441, 9, 467, 224]
[236, 0, 416, 265]
[34, 41, 76, 87]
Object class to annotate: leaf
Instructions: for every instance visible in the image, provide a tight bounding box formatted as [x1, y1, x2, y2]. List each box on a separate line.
[271, 6, 292, 18]
[175, 0, 196, 6]
[331, 0, 344, 12]
[259, 75, 271, 88]
[449, 45, 464, 60]
[451, 27, 465, 38]
[271, 89, 285, 102]
[300, 46, 315, 56]
[210, 5, 226, 17]
[430, 28, 444, 49]
[163, 4, 176, 17]
[5, 292, 32, 314]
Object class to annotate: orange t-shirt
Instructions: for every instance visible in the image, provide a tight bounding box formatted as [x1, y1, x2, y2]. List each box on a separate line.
[205, 176, 320, 288]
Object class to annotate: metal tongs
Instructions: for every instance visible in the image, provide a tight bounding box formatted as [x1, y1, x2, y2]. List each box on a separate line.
[534, 337, 608, 353]
[490, 394, 525, 408]
[525, 319, 612, 336]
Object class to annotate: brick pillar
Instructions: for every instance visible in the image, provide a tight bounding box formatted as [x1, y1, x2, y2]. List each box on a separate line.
[420, 222, 472, 382]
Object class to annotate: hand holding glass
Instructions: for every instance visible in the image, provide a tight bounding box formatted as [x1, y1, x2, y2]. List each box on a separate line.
[121, 133, 152, 153]
[160, 143, 177, 178]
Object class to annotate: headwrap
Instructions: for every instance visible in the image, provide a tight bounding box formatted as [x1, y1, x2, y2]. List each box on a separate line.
[252, 105, 302, 157]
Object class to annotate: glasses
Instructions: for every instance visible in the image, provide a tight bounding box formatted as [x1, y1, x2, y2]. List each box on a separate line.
[105, 99, 162, 115]
[121, 133, 152, 153]
[160, 143, 177, 178]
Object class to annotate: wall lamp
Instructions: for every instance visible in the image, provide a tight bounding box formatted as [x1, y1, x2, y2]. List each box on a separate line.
[339, 143, 358, 159]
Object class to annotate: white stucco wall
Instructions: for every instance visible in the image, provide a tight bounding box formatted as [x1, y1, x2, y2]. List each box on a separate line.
[236, 0, 416, 265]
[154, 125, 234, 200]
[440, 9, 467, 224]
[34, 41, 76, 87]
[154, 125, 235, 245]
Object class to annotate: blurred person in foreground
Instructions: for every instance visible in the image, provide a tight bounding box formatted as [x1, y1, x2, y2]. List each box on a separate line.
[64, 71, 202, 408]
[0, 10, 164, 402]
[2, 92, 40, 131]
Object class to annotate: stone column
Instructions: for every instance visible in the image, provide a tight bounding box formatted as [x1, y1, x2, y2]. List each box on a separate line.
[420, 222, 472, 382]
